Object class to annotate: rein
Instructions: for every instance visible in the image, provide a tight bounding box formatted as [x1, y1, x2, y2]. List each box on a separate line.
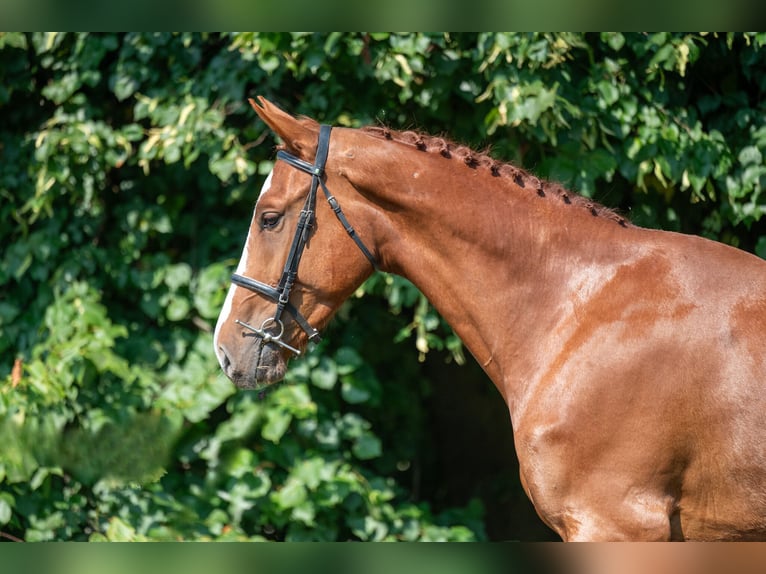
[231, 124, 377, 355]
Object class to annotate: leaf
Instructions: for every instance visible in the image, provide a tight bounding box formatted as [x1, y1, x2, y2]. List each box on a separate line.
[596, 80, 620, 106]
[349, 515, 388, 541]
[738, 145, 762, 166]
[223, 448, 255, 479]
[341, 379, 371, 404]
[352, 432, 382, 460]
[104, 516, 146, 541]
[604, 32, 625, 51]
[272, 478, 307, 509]
[165, 295, 190, 321]
[293, 456, 326, 490]
[0, 493, 13, 525]
[210, 156, 235, 182]
[262, 408, 292, 443]
[164, 263, 192, 290]
[0, 32, 28, 49]
[112, 73, 139, 101]
[290, 502, 316, 527]
[335, 347, 364, 375]
[213, 401, 261, 442]
[310, 356, 338, 390]
[193, 263, 229, 319]
[0, 301, 20, 324]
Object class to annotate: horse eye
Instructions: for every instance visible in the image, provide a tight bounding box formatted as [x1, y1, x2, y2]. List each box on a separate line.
[261, 212, 282, 230]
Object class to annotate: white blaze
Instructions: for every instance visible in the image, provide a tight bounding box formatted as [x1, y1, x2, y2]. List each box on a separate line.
[213, 170, 274, 370]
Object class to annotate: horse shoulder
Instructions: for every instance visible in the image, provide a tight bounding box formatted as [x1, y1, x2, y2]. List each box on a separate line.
[513, 228, 766, 540]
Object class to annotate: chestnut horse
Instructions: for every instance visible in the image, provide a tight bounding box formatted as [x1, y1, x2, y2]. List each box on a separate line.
[214, 97, 766, 541]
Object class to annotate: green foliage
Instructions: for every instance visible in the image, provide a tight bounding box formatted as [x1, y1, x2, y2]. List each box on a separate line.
[2, 32, 766, 541]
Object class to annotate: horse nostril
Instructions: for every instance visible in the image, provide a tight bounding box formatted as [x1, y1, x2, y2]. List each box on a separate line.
[219, 346, 232, 373]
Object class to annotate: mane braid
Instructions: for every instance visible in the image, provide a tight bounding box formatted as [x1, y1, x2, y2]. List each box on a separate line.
[361, 125, 630, 227]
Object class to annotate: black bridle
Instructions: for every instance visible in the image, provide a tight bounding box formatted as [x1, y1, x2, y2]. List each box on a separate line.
[230, 124, 377, 355]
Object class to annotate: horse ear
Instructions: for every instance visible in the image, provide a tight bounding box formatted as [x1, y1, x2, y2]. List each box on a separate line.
[249, 96, 319, 156]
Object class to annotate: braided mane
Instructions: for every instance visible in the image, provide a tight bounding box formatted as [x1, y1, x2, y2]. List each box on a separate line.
[361, 125, 629, 227]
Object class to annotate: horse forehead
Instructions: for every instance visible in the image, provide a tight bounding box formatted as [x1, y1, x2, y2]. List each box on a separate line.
[254, 169, 274, 206]
[255, 162, 308, 206]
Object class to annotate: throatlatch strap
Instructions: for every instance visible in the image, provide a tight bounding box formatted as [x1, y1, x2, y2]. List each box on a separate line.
[276, 125, 376, 271]
[319, 179, 378, 270]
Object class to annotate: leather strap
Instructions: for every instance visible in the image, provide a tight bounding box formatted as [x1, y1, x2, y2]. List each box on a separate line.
[230, 123, 376, 352]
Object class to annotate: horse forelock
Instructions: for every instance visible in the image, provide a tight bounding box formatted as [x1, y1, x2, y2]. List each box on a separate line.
[360, 125, 630, 227]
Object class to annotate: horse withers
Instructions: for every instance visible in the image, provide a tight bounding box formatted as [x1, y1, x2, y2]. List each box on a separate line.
[214, 97, 766, 541]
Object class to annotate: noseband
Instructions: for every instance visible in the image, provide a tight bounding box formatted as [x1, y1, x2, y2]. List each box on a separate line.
[230, 124, 377, 355]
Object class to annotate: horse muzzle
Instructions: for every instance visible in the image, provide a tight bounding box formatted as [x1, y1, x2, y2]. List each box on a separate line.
[218, 335, 288, 389]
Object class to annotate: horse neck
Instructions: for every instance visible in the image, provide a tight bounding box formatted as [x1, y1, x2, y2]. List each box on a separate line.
[357, 146, 640, 405]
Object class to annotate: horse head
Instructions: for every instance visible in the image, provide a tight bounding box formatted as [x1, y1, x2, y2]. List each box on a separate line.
[213, 97, 377, 389]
